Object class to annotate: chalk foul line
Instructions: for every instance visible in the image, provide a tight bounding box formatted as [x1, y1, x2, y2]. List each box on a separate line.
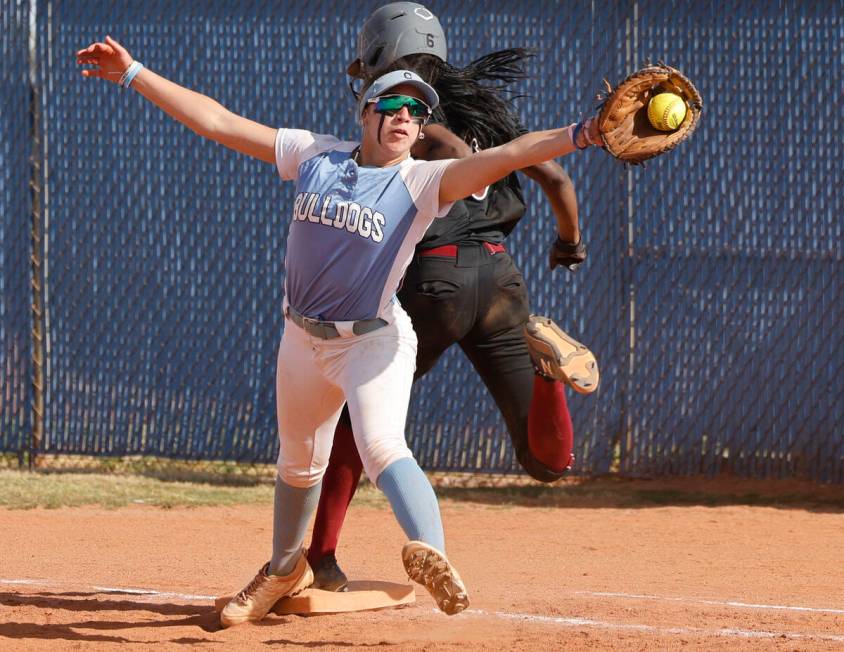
[0, 578, 215, 602]
[3, 577, 843, 643]
[463, 609, 844, 643]
[576, 590, 844, 615]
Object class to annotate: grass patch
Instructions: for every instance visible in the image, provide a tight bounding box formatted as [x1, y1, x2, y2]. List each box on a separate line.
[0, 470, 389, 510]
[0, 470, 273, 509]
[24, 455, 280, 486]
[1, 469, 841, 511]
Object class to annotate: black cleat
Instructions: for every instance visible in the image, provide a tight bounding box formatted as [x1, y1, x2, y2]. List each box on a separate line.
[309, 552, 349, 592]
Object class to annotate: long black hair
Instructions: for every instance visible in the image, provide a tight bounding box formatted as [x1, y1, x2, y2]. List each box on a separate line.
[358, 48, 534, 150]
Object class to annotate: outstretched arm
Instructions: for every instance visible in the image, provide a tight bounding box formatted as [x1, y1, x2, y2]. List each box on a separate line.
[417, 124, 580, 242]
[439, 122, 601, 204]
[76, 36, 277, 164]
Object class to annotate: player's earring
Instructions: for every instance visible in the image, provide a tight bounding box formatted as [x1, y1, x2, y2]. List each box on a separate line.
[418, 132, 425, 140]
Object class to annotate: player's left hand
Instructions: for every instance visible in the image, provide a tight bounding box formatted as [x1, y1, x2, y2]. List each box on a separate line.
[76, 35, 134, 85]
[549, 235, 586, 272]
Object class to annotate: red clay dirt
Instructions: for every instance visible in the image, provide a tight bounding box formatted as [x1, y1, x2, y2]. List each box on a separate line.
[1, 482, 843, 650]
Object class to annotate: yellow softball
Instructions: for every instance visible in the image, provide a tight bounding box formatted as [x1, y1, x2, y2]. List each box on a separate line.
[647, 92, 687, 131]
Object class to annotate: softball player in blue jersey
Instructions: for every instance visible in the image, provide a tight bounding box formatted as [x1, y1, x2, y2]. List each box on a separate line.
[76, 35, 604, 627]
[308, 3, 600, 592]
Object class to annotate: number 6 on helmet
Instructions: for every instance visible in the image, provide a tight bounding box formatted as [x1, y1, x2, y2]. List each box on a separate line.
[346, 2, 447, 79]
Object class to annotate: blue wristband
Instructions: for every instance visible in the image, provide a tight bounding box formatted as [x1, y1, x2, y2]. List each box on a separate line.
[572, 121, 588, 150]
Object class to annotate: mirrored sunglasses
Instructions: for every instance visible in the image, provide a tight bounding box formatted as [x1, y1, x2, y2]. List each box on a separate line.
[368, 94, 432, 122]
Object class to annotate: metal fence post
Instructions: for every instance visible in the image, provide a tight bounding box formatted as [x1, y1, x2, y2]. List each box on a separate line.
[27, 0, 46, 469]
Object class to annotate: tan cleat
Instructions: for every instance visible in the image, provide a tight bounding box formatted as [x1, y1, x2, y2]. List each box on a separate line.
[402, 541, 469, 616]
[220, 553, 313, 628]
[524, 315, 599, 394]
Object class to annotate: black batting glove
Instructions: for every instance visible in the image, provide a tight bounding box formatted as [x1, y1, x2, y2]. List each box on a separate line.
[549, 235, 587, 272]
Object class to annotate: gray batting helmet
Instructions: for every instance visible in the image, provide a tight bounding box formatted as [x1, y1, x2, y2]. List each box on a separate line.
[347, 2, 447, 79]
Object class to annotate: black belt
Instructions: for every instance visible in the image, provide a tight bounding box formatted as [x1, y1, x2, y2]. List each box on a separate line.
[286, 306, 388, 340]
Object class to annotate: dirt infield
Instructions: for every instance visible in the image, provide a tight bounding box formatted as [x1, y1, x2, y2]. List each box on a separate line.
[1, 481, 843, 650]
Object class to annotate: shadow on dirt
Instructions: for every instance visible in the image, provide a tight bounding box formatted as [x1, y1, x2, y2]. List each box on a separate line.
[430, 476, 844, 512]
[0, 591, 221, 643]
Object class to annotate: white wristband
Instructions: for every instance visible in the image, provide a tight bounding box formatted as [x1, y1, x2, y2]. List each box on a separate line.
[120, 61, 144, 88]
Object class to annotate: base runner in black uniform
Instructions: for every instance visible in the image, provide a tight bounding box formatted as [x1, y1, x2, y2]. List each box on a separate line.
[307, 2, 600, 590]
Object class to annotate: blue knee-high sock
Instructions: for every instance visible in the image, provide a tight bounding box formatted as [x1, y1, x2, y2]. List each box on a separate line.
[377, 457, 445, 552]
[270, 476, 322, 576]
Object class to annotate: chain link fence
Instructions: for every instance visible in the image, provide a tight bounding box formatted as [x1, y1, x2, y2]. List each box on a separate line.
[1, 0, 33, 468]
[1, 0, 841, 482]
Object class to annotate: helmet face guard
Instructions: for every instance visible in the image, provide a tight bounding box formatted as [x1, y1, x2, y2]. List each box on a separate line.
[347, 2, 447, 80]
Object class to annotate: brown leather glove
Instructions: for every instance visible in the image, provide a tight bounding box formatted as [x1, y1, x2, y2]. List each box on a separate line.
[597, 63, 703, 165]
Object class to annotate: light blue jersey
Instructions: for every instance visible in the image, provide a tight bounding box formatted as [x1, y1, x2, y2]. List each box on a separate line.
[275, 129, 454, 322]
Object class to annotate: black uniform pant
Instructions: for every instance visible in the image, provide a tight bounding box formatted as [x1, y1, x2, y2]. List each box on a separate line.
[337, 242, 567, 482]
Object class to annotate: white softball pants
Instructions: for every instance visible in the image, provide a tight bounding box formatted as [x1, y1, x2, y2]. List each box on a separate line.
[275, 299, 418, 488]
